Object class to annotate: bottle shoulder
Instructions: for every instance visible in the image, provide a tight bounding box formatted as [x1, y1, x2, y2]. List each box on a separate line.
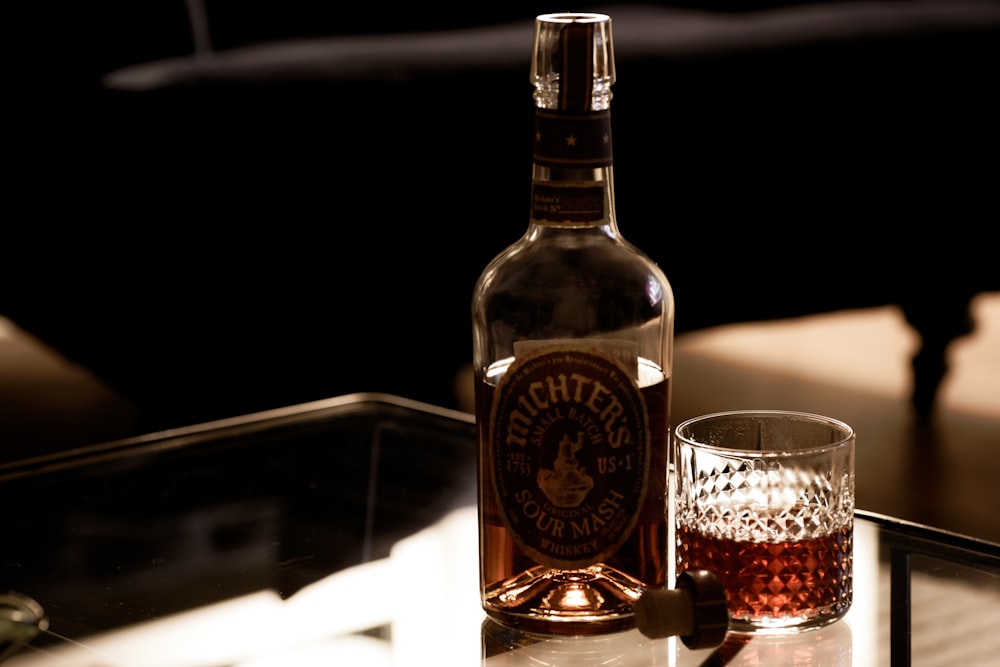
[471, 226, 675, 369]
[473, 226, 673, 303]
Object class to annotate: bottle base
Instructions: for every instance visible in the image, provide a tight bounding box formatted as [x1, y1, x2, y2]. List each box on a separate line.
[482, 565, 643, 635]
[483, 608, 637, 637]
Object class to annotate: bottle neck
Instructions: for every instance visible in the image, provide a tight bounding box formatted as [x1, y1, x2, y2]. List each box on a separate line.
[529, 107, 617, 231]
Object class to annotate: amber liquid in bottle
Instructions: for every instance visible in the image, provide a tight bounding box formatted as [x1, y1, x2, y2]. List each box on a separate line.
[472, 13, 675, 635]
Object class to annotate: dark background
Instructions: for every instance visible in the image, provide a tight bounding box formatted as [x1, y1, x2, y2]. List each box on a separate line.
[6, 1, 999, 438]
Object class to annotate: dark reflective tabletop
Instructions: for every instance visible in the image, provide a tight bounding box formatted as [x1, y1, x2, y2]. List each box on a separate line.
[1, 394, 998, 666]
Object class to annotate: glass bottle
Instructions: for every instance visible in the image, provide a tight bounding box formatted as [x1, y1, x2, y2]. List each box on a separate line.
[472, 12, 675, 635]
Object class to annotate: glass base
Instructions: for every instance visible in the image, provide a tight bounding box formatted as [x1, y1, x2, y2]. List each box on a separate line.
[729, 606, 849, 635]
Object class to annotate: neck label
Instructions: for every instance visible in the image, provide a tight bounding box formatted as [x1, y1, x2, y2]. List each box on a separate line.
[533, 109, 613, 168]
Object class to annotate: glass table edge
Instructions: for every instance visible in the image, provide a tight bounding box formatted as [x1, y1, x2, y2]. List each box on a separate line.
[0, 391, 476, 483]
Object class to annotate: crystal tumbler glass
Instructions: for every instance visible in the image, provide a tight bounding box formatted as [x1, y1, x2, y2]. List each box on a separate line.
[674, 410, 855, 634]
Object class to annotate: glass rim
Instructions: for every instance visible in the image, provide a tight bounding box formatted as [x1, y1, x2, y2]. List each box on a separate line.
[537, 12, 611, 24]
[674, 409, 855, 456]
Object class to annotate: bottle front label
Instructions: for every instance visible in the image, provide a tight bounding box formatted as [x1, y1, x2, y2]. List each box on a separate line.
[488, 343, 650, 569]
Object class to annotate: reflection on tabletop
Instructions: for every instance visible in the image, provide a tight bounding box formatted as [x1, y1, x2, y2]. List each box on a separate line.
[8, 507, 999, 667]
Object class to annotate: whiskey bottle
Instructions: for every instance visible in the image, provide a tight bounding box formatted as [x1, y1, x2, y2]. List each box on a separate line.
[472, 12, 675, 635]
